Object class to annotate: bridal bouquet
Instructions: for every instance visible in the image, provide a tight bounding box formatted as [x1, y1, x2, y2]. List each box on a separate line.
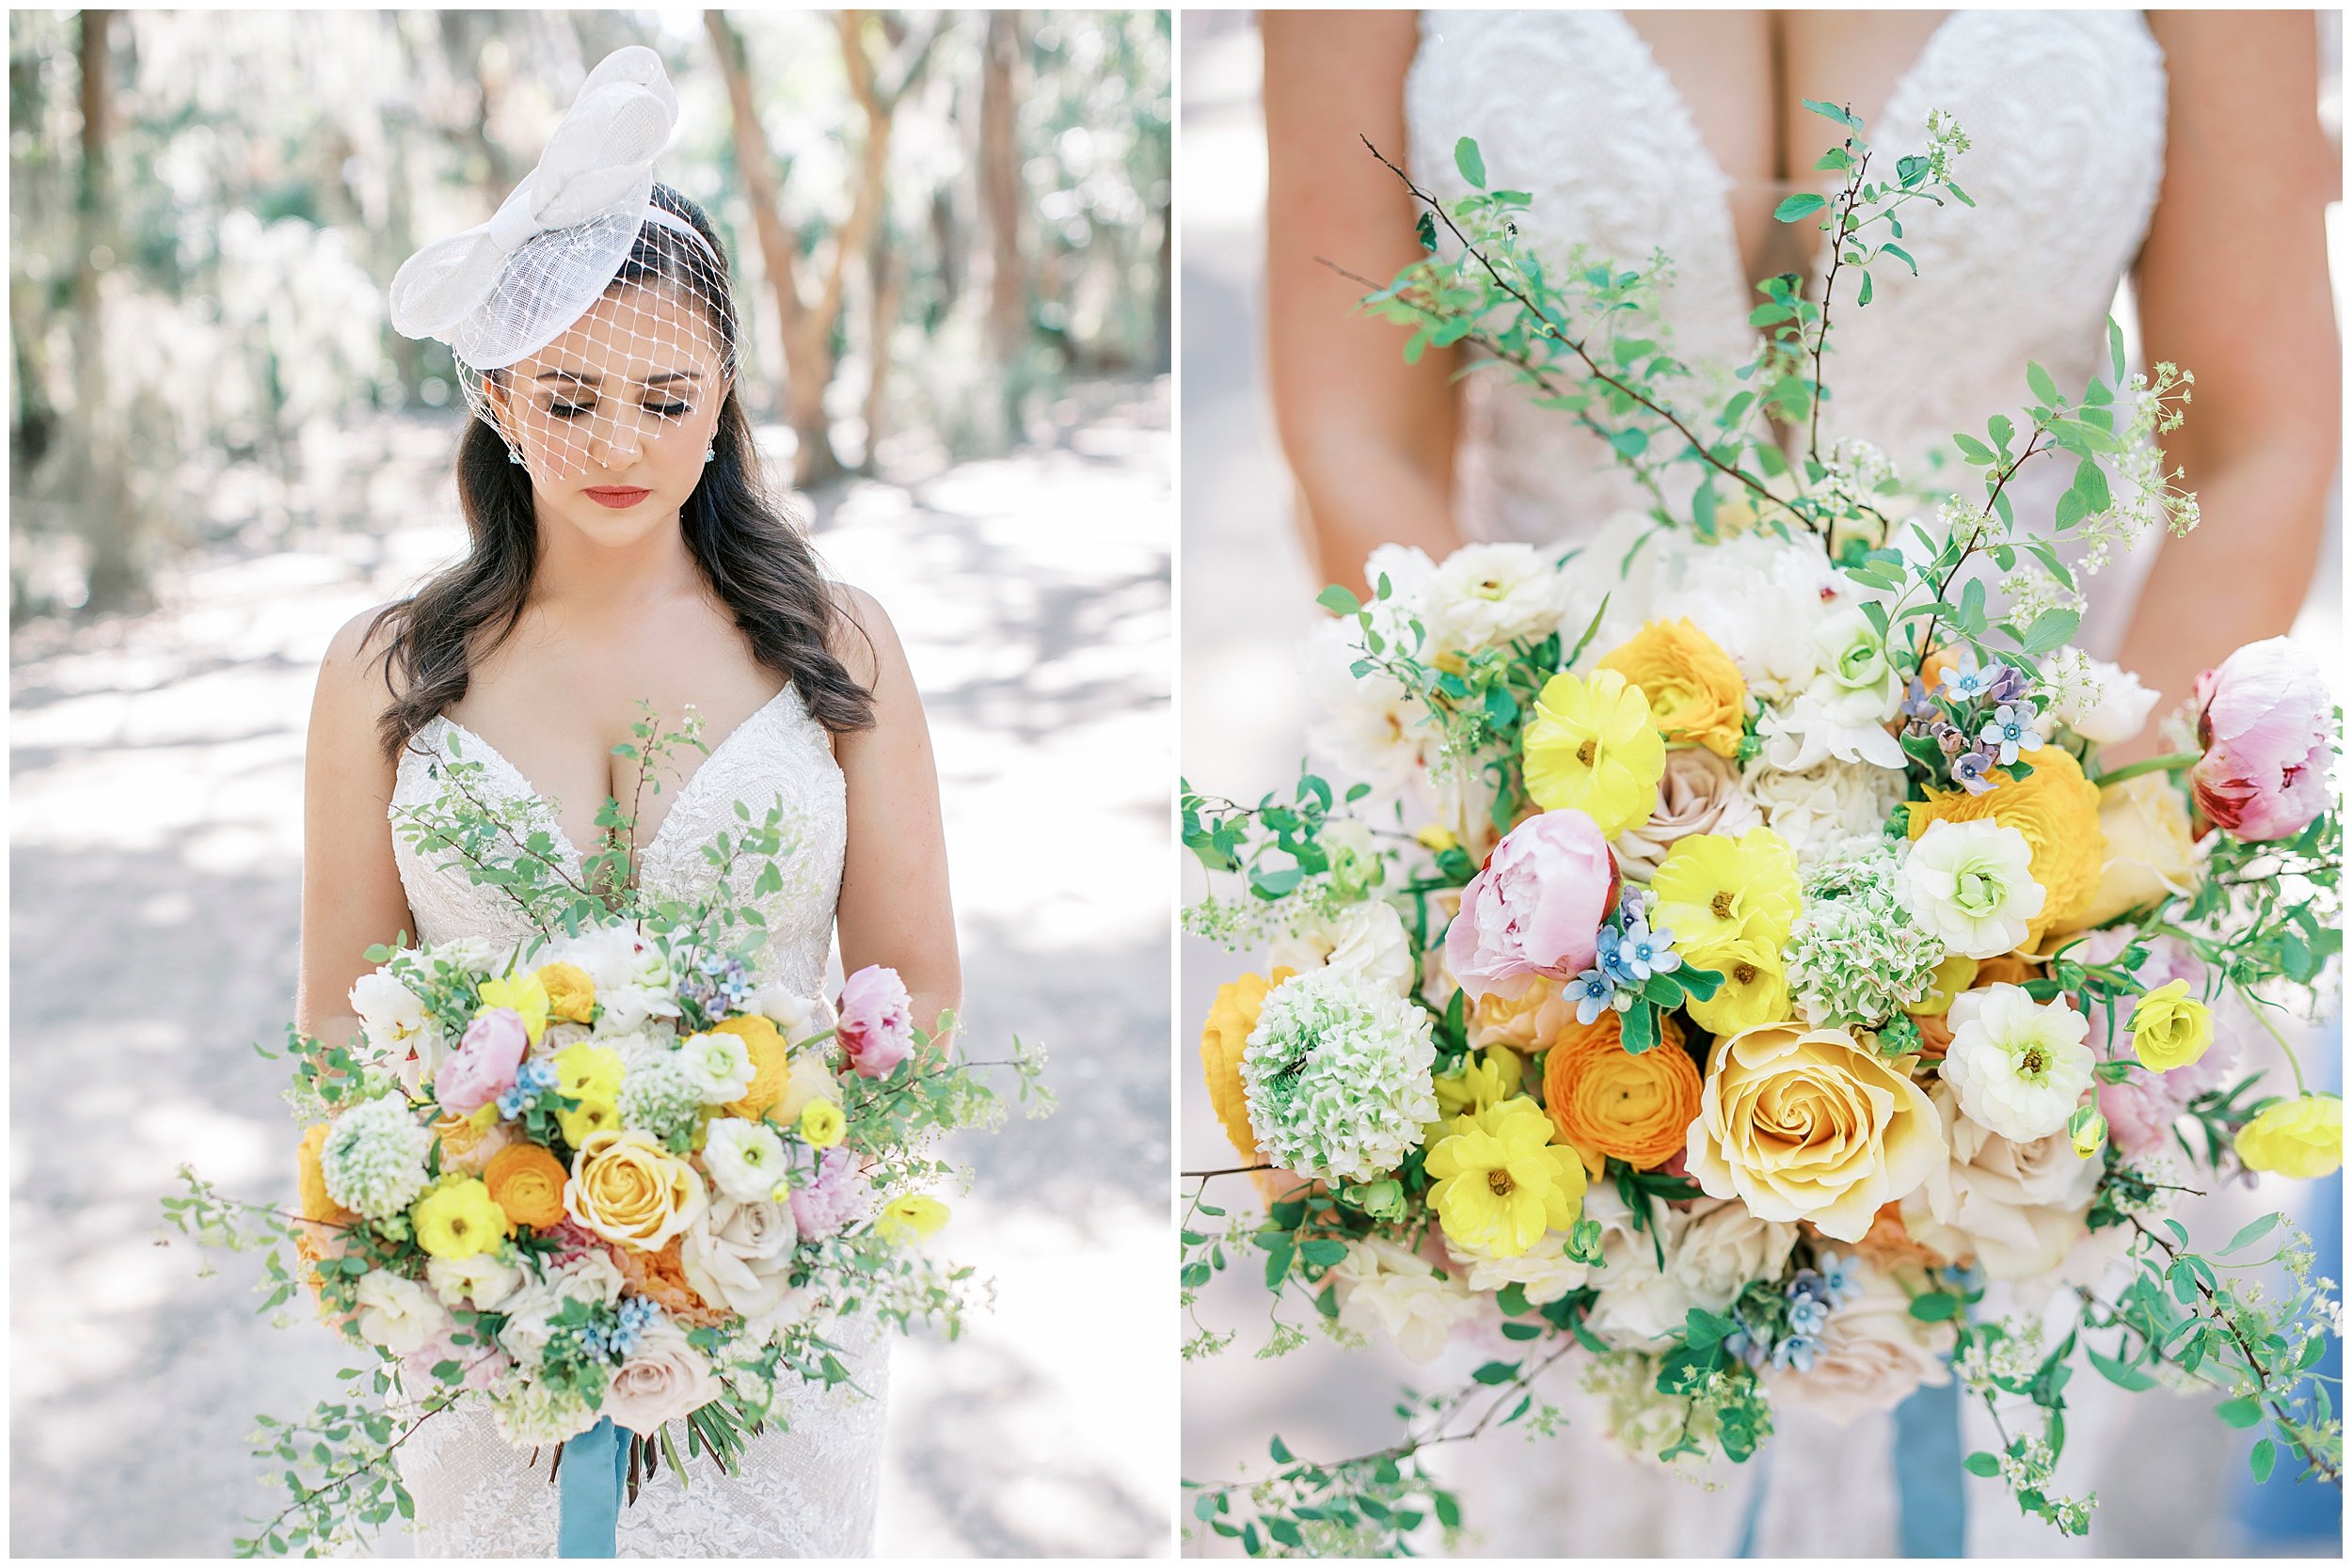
[1182, 105, 2341, 1554]
[167, 710, 1048, 1557]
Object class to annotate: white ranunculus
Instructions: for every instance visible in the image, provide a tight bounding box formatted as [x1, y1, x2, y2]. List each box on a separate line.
[703, 1117, 791, 1204]
[754, 984, 834, 1045]
[353, 1271, 450, 1356]
[1302, 617, 1436, 805]
[1902, 1082, 2103, 1280]
[1423, 542, 1569, 653]
[1266, 899, 1416, 999]
[1902, 820, 2046, 959]
[1657, 532, 1847, 698]
[1446, 1230, 1596, 1307]
[1742, 752, 1909, 869]
[679, 1195, 800, 1319]
[1941, 984, 2095, 1143]
[1331, 1235, 1483, 1362]
[1582, 1187, 1695, 1347]
[677, 1031, 757, 1104]
[1667, 1198, 1799, 1314]
[424, 1249, 524, 1312]
[350, 972, 431, 1060]
[2037, 647, 2159, 747]
[497, 1254, 625, 1367]
[1766, 1259, 1954, 1424]
[551, 924, 644, 991]
[601, 1321, 723, 1434]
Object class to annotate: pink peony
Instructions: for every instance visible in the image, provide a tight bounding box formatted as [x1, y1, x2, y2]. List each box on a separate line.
[433, 1008, 529, 1115]
[2189, 638, 2334, 842]
[2083, 930, 2240, 1157]
[1442, 808, 1619, 1005]
[788, 1145, 872, 1239]
[836, 965, 914, 1079]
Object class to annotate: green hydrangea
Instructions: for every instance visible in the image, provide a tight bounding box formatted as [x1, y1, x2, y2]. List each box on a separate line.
[620, 1053, 706, 1145]
[318, 1093, 435, 1219]
[1785, 840, 1945, 1031]
[1239, 968, 1436, 1183]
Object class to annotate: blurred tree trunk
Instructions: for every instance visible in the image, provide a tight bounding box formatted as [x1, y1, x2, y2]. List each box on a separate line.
[1151, 199, 1172, 372]
[977, 9, 1028, 446]
[862, 225, 903, 473]
[707, 9, 936, 491]
[70, 8, 145, 612]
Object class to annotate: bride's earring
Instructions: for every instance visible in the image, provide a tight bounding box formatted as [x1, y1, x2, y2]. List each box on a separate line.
[703, 446, 716, 464]
[508, 450, 525, 466]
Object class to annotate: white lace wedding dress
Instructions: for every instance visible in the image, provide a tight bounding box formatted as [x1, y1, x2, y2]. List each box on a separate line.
[1402, 8, 2169, 1556]
[386, 681, 888, 1558]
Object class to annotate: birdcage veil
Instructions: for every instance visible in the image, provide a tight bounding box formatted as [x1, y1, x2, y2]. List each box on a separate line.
[387, 45, 740, 483]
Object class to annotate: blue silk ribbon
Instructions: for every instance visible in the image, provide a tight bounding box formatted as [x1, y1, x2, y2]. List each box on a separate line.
[1735, 1378, 1964, 1557]
[557, 1417, 628, 1558]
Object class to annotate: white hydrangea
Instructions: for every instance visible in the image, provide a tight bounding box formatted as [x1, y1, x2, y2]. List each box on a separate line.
[1901, 821, 2047, 959]
[1942, 984, 2095, 1143]
[319, 1093, 436, 1220]
[1239, 968, 1437, 1183]
[487, 1375, 600, 1449]
[1741, 754, 1908, 869]
[620, 1051, 707, 1139]
[704, 1117, 791, 1204]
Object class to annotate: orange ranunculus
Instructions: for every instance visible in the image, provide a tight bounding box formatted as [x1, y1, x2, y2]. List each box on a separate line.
[1852, 1200, 1947, 1272]
[1906, 747, 2105, 944]
[297, 1123, 357, 1227]
[714, 1014, 792, 1121]
[1597, 619, 1750, 758]
[612, 1236, 733, 1328]
[534, 961, 597, 1024]
[483, 1143, 570, 1229]
[1200, 969, 1295, 1167]
[1540, 1009, 1702, 1173]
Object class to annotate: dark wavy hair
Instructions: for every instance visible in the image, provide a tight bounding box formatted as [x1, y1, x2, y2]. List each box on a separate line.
[364, 182, 874, 767]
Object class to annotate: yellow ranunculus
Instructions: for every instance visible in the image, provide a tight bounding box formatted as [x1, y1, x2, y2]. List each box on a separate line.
[1687, 1022, 1946, 1242]
[1424, 1096, 1586, 1259]
[1200, 969, 1295, 1166]
[2127, 980, 2215, 1072]
[2073, 773, 2199, 931]
[1651, 828, 1804, 950]
[553, 1041, 624, 1103]
[1906, 747, 2104, 944]
[1681, 932, 1794, 1037]
[1424, 1044, 1523, 1147]
[714, 1014, 790, 1120]
[533, 962, 596, 1025]
[799, 1099, 846, 1149]
[478, 972, 552, 1045]
[2234, 1096, 2343, 1179]
[1416, 823, 1460, 853]
[878, 1194, 950, 1244]
[411, 1177, 512, 1260]
[1909, 955, 1981, 1018]
[297, 1123, 356, 1227]
[1522, 669, 1667, 838]
[1597, 619, 1749, 758]
[566, 1128, 709, 1251]
[556, 1097, 621, 1148]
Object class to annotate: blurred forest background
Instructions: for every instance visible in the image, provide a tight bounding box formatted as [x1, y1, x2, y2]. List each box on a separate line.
[8, 7, 1171, 622]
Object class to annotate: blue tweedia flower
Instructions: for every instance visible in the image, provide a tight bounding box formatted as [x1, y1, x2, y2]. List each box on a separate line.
[1949, 748, 1994, 795]
[1724, 1326, 1770, 1371]
[1941, 656, 1995, 704]
[579, 1296, 667, 1364]
[1785, 1294, 1829, 1338]
[1597, 924, 1648, 988]
[1771, 1334, 1820, 1372]
[495, 1058, 561, 1120]
[1629, 918, 1680, 977]
[1978, 704, 2044, 767]
[1569, 967, 1616, 1026]
[1814, 1249, 1861, 1306]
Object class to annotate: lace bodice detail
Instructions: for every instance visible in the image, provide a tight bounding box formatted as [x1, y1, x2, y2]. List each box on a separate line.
[1406, 9, 2168, 551]
[389, 682, 847, 999]
[387, 681, 878, 1557]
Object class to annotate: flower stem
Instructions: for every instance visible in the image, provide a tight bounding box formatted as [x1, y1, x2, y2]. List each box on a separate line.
[2087, 751, 2201, 789]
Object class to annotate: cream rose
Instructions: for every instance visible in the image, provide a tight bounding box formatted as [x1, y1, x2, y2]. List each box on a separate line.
[2071, 773, 2199, 931]
[1581, 1186, 1695, 1347]
[1901, 1082, 2102, 1279]
[1766, 1259, 1955, 1424]
[495, 1253, 625, 1366]
[1331, 1236, 1482, 1362]
[1686, 1023, 1945, 1243]
[565, 1130, 708, 1252]
[352, 1272, 449, 1356]
[1613, 748, 1766, 883]
[601, 1320, 723, 1434]
[1445, 1229, 1595, 1307]
[679, 1194, 800, 1318]
[1669, 1197, 1799, 1313]
[424, 1249, 524, 1312]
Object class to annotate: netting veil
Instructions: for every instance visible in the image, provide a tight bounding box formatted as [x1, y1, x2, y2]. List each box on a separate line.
[388, 44, 740, 483]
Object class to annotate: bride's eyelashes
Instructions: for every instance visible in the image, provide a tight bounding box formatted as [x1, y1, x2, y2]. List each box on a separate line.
[543, 399, 693, 420]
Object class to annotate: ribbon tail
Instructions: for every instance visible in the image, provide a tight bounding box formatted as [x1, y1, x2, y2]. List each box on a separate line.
[557, 1417, 628, 1558]
[1893, 1376, 1967, 1558]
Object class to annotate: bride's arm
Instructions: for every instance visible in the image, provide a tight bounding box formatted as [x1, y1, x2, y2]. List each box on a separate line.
[2115, 11, 2339, 761]
[297, 606, 421, 1054]
[828, 585, 961, 1039]
[1263, 10, 1465, 596]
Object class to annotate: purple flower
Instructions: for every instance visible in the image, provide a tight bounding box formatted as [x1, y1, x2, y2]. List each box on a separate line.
[1949, 749, 1994, 795]
[1900, 674, 1939, 723]
[1930, 721, 1968, 758]
[1979, 704, 2043, 767]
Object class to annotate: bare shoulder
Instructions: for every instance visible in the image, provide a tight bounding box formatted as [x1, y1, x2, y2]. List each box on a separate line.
[320, 601, 405, 695]
[310, 601, 407, 774]
[823, 580, 910, 692]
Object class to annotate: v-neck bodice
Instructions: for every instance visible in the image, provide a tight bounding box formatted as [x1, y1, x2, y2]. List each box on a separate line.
[387, 681, 847, 996]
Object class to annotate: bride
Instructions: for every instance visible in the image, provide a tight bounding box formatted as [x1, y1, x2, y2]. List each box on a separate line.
[293, 48, 957, 1557]
[1259, 8, 2335, 1555]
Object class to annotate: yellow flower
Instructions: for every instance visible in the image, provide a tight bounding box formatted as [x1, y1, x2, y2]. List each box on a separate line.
[533, 962, 596, 1025]
[799, 1099, 846, 1149]
[1650, 829, 1803, 951]
[1597, 619, 1749, 758]
[1423, 1097, 1586, 1259]
[483, 1143, 569, 1229]
[1909, 955, 1981, 1018]
[1522, 669, 1668, 838]
[1416, 823, 1460, 853]
[1423, 1044, 1523, 1147]
[557, 1097, 621, 1148]
[296, 1124, 356, 1227]
[2234, 1096, 2342, 1180]
[2074, 773, 2199, 930]
[411, 1177, 512, 1260]
[1906, 747, 2104, 944]
[714, 1015, 791, 1120]
[478, 972, 551, 1045]
[1687, 1022, 1945, 1241]
[1681, 932, 1794, 1037]
[878, 1194, 950, 1244]
[566, 1128, 709, 1251]
[2127, 980, 2215, 1072]
[553, 1041, 624, 1103]
[1200, 969, 1295, 1166]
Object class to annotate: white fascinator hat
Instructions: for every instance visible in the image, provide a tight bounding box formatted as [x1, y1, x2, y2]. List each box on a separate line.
[388, 45, 739, 479]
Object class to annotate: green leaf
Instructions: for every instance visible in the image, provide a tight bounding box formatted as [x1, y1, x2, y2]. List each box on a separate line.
[2087, 1347, 2155, 1390]
[1471, 1359, 1520, 1386]
[2215, 1397, 2265, 1430]
[1856, 271, 1873, 307]
[1269, 1435, 1295, 1464]
[1315, 584, 1360, 616]
[1773, 192, 1830, 222]
[2219, 1212, 2280, 1256]
[1454, 136, 1486, 190]
[2026, 360, 2062, 408]
[1801, 98, 1860, 129]
[1608, 426, 1649, 458]
[2250, 1437, 2278, 1483]
[1963, 1451, 2003, 1478]
[1881, 242, 1917, 276]
[2108, 316, 2128, 382]
[1952, 433, 1994, 465]
[1909, 1292, 1961, 1323]
[2015, 608, 2081, 656]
